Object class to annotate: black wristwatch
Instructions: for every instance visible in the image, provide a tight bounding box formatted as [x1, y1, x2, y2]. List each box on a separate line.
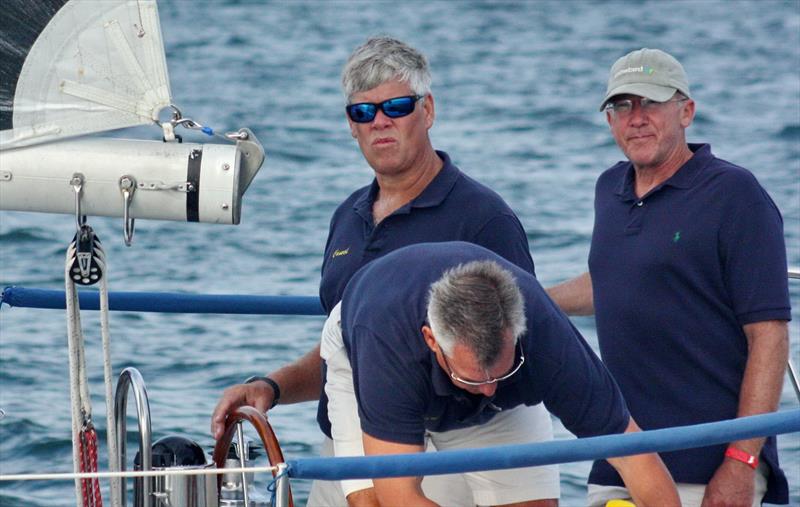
[245, 375, 281, 409]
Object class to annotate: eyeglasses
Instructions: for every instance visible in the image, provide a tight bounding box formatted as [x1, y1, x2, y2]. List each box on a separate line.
[441, 340, 525, 387]
[346, 95, 424, 123]
[605, 97, 688, 117]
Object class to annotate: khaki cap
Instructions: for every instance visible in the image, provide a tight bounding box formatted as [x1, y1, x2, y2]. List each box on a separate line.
[600, 48, 691, 111]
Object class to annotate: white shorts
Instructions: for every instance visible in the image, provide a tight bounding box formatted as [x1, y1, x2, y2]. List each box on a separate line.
[307, 436, 477, 507]
[316, 301, 559, 506]
[586, 461, 769, 507]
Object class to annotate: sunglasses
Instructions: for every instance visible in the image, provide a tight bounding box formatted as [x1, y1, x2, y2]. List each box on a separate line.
[442, 340, 525, 387]
[346, 95, 424, 123]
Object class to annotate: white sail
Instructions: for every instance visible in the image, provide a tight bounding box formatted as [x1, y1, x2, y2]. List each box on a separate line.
[0, 0, 265, 232]
[0, 0, 171, 150]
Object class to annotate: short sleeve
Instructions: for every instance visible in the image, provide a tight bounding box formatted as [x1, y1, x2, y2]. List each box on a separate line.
[349, 324, 430, 445]
[719, 182, 791, 325]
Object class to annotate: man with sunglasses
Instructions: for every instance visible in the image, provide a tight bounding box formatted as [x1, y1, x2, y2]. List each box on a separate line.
[321, 241, 680, 507]
[212, 37, 551, 506]
[548, 48, 790, 506]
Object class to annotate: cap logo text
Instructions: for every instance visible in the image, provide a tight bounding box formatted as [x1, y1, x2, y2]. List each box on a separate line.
[614, 66, 656, 79]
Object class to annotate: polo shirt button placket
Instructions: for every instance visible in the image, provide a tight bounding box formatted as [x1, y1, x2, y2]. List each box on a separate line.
[625, 199, 645, 235]
[365, 223, 385, 254]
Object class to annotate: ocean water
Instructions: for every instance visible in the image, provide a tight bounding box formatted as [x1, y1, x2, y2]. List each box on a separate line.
[1, 1, 798, 505]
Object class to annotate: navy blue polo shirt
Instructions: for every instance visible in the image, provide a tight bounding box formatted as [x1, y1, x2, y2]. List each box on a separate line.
[587, 144, 790, 503]
[341, 242, 630, 445]
[316, 151, 536, 437]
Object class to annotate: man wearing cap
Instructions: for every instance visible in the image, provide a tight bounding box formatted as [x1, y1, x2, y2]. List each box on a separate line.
[548, 48, 790, 506]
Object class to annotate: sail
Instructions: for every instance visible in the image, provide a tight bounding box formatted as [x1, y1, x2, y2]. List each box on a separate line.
[0, 0, 171, 150]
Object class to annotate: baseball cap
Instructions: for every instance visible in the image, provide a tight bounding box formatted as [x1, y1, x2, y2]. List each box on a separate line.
[599, 48, 691, 111]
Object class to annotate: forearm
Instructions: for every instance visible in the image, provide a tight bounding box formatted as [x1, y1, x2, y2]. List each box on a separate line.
[346, 487, 379, 507]
[546, 271, 594, 316]
[609, 418, 680, 507]
[610, 453, 679, 507]
[371, 481, 438, 507]
[212, 344, 323, 439]
[362, 433, 435, 506]
[698, 322, 788, 507]
[731, 320, 789, 455]
[267, 343, 323, 404]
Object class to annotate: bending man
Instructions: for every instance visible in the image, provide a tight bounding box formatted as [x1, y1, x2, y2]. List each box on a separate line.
[322, 241, 680, 507]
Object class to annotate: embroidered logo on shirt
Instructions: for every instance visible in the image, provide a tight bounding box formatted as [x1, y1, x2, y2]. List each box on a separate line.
[672, 231, 681, 243]
[332, 248, 350, 258]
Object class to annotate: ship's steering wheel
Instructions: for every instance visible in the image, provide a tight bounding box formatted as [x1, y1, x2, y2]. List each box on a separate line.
[212, 406, 294, 507]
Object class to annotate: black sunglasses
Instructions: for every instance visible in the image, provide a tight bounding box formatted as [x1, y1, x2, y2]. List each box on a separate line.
[346, 95, 424, 123]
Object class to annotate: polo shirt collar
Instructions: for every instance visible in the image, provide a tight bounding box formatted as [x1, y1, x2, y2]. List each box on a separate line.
[351, 150, 460, 221]
[615, 143, 712, 201]
[352, 179, 379, 223]
[409, 150, 460, 209]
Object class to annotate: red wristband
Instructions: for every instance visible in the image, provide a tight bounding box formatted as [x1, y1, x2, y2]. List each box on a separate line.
[725, 447, 758, 469]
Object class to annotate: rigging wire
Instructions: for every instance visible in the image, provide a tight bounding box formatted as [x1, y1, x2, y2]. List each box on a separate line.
[163, 104, 247, 144]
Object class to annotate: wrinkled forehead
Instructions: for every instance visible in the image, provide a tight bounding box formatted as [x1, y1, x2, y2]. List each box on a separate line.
[348, 79, 414, 103]
[348, 75, 412, 102]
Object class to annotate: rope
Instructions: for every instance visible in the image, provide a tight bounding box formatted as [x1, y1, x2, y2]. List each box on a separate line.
[97, 256, 121, 505]
[65, 236, 111, 507]
[79, 425, 103, 507]
[65, 243, 89, 506]
[88, 429, 102, 507]
[79, 431, 90, 507]
[1, 465, 279, 482]
[266, 466, 290, 507]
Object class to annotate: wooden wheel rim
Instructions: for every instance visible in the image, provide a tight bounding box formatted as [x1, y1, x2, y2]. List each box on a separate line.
[212, 406, 293, 506]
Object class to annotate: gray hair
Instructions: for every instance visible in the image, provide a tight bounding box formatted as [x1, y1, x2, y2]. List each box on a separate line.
[342, 36, 432, 103]
[426, 260, 527, 368]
